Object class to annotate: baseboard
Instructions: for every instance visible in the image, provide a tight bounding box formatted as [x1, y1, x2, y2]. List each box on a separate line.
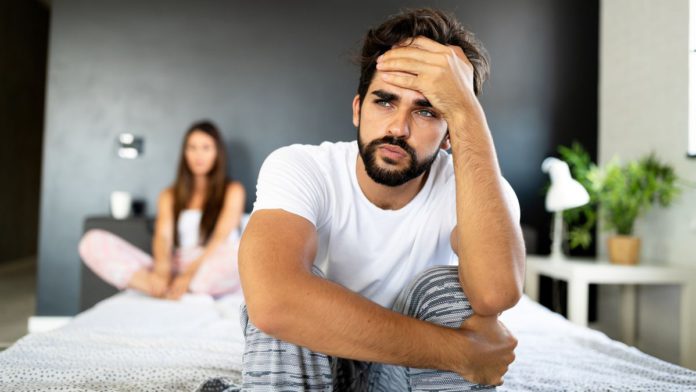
[0, 256, 36, 274]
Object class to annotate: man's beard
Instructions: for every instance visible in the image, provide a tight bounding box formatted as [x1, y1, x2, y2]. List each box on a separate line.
[357, 128, 440, 187]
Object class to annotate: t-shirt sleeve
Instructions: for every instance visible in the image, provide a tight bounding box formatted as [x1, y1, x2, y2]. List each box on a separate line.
[501, 177, 521, 223]
[252, 145, 328, 227]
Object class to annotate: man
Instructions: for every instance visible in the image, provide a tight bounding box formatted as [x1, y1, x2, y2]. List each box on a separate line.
[240, 8, 524, 391]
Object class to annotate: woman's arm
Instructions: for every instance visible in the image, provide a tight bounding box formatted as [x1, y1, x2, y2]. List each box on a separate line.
[166, 182, 245, 298]
[152, 189, 175, 273]
[148, 189, 175, 297]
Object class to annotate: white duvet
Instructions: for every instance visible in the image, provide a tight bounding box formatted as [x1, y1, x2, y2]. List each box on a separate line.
[0, 292, 246, 391]
[0, 291, 694, 391]
[498, 297, 696, 391]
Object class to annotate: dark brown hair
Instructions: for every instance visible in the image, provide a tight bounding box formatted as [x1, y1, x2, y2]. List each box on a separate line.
[357, 8, 491, 103]
[172, 121, 228, 247]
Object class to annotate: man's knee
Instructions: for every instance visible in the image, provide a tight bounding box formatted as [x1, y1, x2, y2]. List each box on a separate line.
[393, 265, 473, 328]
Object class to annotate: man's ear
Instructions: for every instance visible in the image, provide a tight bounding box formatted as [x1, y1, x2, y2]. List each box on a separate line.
[440, 131, 451, 150]
[352, 94, 361, 127]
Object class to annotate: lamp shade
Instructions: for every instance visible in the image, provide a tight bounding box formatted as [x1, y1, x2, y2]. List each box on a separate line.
[541, 157, 590, 212]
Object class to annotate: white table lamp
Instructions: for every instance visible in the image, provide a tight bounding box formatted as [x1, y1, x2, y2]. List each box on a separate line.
[541, 157, 590, 261]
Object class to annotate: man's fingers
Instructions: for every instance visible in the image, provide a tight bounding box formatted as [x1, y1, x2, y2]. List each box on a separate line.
[405, 37, 474, 70]
[376, 58, 439, 76]
[393, 36, 448, 53]
[448, 45, 470, 63]
[380, 71, 418, 90]
[410, 36, 447, 51]
[380, 46, 445, 66]
[382, 43, 475, 80]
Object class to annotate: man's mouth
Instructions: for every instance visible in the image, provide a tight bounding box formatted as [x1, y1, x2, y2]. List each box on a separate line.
[378, 144, 407, 160]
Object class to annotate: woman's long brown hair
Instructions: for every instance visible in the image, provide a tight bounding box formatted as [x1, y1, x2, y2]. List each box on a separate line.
[172, 121, 228, 247]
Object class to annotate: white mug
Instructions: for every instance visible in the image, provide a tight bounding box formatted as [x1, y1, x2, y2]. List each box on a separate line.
[110, 191, 132, 219]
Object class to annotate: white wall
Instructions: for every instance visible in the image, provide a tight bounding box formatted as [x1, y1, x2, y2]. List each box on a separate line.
[599, 0, 696, 366]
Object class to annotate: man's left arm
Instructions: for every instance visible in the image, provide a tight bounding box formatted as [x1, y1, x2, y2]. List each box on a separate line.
[447, 113, 525, 316]
[377, 37, 526, 316]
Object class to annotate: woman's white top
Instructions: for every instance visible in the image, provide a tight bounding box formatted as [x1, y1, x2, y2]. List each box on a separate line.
[177, 209, 240, 250]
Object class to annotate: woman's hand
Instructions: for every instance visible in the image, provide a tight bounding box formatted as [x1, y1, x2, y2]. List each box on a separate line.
[149, 271, 170, 298]
[166, 272, 193, 300]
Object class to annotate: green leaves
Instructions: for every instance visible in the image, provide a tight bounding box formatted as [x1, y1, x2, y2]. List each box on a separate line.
[553, 143, 683, 249]
[591, 153, 682, 236]
[558, 142, 599, 250]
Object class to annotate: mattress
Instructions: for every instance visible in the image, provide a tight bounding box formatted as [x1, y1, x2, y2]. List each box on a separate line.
[1, 291, 694, 391]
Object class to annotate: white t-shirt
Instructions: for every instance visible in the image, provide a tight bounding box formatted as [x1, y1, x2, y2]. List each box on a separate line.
[176, 209, 241, 250]
[252, 141, 520, 308]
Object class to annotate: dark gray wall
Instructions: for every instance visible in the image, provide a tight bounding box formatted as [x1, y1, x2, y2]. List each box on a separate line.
[0, 0, 48, 263]
[38, 0, 598, 315]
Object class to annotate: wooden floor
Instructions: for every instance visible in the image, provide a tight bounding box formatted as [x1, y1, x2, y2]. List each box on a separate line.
[0, 256, 36, 350]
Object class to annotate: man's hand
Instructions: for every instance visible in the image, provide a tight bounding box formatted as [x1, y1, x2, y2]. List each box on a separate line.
[375, 36, 480, 126]
[166, 272, 192, 300]
[454, 314, 517, 386]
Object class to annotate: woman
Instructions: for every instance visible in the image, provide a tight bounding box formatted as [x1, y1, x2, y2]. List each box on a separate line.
[79, 121, 245, 300]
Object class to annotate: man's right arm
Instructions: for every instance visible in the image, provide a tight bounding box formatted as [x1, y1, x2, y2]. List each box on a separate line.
[239, 209, 516, 386]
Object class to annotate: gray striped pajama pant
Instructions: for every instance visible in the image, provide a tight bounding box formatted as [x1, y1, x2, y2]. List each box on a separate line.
[201, 265, 494, 392]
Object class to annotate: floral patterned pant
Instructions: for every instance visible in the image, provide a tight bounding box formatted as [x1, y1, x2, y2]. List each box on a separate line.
[78, 229, 241, 296]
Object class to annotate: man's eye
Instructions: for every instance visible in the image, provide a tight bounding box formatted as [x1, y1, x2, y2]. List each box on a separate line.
[416, 109, 435, 118]
[374, 99, 392, 107]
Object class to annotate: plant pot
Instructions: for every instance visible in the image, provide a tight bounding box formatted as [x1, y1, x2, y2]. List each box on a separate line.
[607, 235, 641, 265]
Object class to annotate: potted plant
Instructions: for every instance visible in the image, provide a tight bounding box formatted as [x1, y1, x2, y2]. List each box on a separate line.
[554, 143, 684, 264]
[588, 153, 682, 264]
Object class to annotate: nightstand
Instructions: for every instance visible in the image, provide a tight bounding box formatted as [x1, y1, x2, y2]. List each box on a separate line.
[524, 255, 696, 369]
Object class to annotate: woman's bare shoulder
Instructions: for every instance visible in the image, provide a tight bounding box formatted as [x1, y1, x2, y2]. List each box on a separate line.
[159, 187, 175, 206]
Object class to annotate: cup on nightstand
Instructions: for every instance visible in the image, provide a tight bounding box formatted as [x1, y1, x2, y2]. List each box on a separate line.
[110, 191, 131, 220]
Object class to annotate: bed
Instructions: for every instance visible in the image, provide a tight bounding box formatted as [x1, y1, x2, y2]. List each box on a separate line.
[1, 290, 694, 391]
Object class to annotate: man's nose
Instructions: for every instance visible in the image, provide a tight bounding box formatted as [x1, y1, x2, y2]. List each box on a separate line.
[386, 110, 410, 138]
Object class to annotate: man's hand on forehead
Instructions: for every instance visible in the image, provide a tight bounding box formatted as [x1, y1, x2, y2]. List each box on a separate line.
[376, 36, 479, 124]
[392, 36, 449, 52]
[385, 36, 472, 69]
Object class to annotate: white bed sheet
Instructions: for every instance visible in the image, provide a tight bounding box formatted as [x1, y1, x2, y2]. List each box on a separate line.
[498, 296, 696, 391]
[1, 291, 695, 391]
[0, 291, 246, 391]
